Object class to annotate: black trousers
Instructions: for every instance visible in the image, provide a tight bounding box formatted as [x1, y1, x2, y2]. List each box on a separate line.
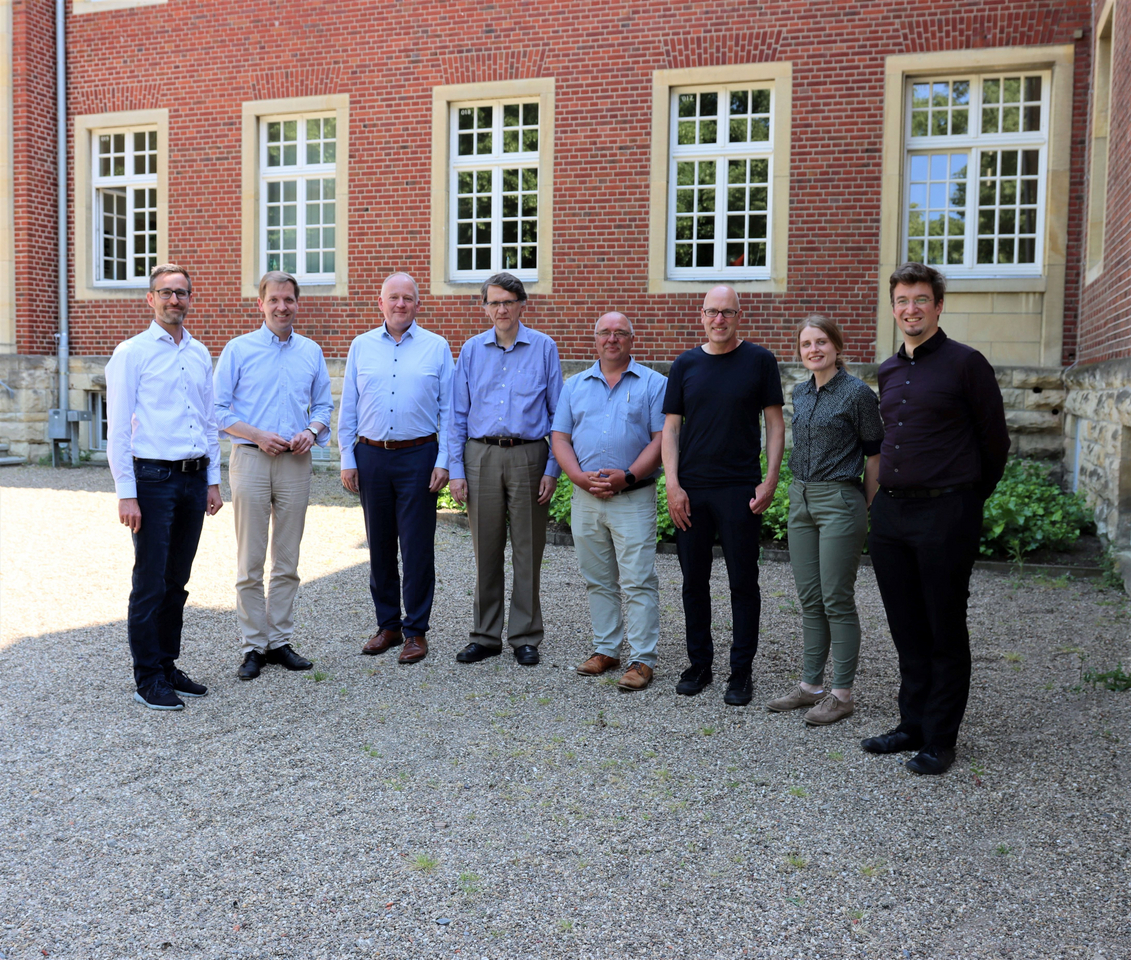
[868, 489, 984, 749]
[674, 483, 762, 675]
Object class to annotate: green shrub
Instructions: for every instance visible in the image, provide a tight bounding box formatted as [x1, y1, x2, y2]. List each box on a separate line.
[436, 487, 464, 512]
[980, 459, 1093, 557]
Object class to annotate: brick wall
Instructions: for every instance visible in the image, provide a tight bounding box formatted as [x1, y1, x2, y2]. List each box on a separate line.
[9, 0, 1092, 364]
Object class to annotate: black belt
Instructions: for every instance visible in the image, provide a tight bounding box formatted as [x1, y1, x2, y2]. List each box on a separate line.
[134, 456, 210, 474]
[884, 483, 975, 499]
[472, 436, 542, 447]
[620, 477, 656, 494]
[358, 434, 437, 450]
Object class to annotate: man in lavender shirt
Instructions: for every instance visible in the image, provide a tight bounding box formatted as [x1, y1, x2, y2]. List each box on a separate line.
[448, 273, 563, 666]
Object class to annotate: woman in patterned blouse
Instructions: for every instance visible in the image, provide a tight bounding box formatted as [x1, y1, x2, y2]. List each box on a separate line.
[766, 316, 884, 726]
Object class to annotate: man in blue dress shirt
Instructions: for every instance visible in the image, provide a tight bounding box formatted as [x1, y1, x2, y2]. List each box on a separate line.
[339, 272, 454, 665]
[106, 264, 223, 710]
[448, 273, 564, 666]
[213, 271, 334, 681]
[551, 312, 667, 690]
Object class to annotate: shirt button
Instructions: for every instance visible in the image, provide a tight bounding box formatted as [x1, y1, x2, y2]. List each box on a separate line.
[894, 468, 899, 473]
[905, 380, 910, 384]
[901, 399, 906, 404]
[895, 444, 900, 450]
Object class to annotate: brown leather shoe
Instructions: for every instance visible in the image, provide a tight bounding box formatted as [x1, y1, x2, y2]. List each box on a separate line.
[617, 662, 654, 691]
[361, 628, 403, 655]
[576, 653, 621, 675]
[398, 635, 428, 664]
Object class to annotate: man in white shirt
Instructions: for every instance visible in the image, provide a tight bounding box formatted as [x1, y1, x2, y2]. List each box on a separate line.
[213, 271, 334, 681]
[338, 272, 454, 665]
[105, 264, 223, 710]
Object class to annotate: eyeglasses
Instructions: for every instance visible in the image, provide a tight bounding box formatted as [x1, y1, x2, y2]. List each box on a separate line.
[154, 288, 192, 301]
[894, 296, 935, 308]
[596, 330, 632, 341]
[485, 299, 522, 311]
[702, 308, 738, 319]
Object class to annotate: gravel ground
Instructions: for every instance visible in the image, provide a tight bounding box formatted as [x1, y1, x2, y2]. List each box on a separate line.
[1, 464, 1129, 960]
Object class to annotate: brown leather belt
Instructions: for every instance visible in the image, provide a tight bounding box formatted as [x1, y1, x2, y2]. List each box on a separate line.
[358, 434, 437, 450]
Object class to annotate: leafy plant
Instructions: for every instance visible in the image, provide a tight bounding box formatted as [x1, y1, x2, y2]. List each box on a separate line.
[1081, 662, 1131, 692]
[979, 459, 1093, 557]
[436, 486, 464, 512]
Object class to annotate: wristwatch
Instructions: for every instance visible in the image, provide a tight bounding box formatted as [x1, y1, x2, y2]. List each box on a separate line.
[306, 427, 319, 439]
[623, 471, 636, 488]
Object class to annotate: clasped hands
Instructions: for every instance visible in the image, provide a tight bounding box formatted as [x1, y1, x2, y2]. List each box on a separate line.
[256, 428, 314, 457]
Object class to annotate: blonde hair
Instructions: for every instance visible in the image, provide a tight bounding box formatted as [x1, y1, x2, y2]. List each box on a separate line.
[796, 314, 847, 371]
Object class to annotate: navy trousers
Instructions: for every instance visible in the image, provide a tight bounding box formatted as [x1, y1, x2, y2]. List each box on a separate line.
[129, 462, 207, 688]
[674, 483, 763, 676]
[356, 440, 438, 636]
[868, 489, 984, 750]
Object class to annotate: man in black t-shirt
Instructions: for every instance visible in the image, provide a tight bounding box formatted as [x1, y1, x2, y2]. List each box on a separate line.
[661, 285, 785, 706]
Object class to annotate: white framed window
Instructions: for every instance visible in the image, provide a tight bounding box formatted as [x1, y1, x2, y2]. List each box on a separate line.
[448, 99, 541, 283]
[259, 114, 337, 282]
[666, 85, 774, 280]
[87, 392, 107, 451]
[91, 127, 159, 287]
[903, 72, 1049, 276]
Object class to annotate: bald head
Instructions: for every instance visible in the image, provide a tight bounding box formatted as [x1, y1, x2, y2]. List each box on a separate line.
[594, 312, 633, 336]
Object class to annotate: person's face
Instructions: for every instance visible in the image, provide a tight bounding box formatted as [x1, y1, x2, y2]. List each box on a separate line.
[892, 281, 943, 343]
[147, 273, 192, 328]
[483, 285, 526, 338]
[798, 325, 837, 375]
[257, 280, 298, 337]
[594, 313, 633, 365]
[700, 287, 740, 346]
[379, 276, 420, 336]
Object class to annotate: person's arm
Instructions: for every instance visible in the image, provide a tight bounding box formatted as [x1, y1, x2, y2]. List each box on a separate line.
[551, 431, 588, 488]
[338, 339, 361, 493]
[296, 350, 335, 454]
[863, 454, 880, 507]
[540, 338, 565, 490]
[750, 404, 784, 514]
[964, 352, 1011, 499]
[448, 344, 472, 504]
[662, 413, 690, 530]
[430, 341, 456, 493]
[200, 344, 223, 513]
[591, 432, 663, 495]
[105, 346, 142, 531]
[225, 419, 291, 455]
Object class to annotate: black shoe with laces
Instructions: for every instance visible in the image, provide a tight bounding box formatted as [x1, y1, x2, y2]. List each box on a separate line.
[167, 667, 207, 698]
[239, 650, 266, 681]
[133, 680, 185, 711]
[723, 672, 753, 706]
[675, 664, 713, 696]
[265, 644, 313, 671]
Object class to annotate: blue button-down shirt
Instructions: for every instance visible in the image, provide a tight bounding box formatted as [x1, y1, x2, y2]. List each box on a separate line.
[213, 324, 334, 448]
[551, 359, 667, 478]
[449, 322, 564, 480]
[337, 322, 455, 471]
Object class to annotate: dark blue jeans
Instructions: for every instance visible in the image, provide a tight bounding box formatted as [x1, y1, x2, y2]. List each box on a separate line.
[674, 483, 763, 676]
[356, 440, 438, 636]
[129, 463, 207, 688]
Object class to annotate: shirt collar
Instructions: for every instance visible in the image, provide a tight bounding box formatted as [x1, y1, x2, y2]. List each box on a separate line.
[259, 322, 295, 345]
[582, 357, 642, 384]
[380, 320, 417, 342]
[147, 319, 192, 346]
[802, 365, 847, 393]
[482, 321, 531, 349]
[897, 327, 948, 360]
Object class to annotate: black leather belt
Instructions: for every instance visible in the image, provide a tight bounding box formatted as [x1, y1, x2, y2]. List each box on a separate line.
[884, 483, 974, 499]
[134, 456, 210, 474]
[358, 434, 437, 450]
[620, 477, 656, 494]
[472, 436, 542, 447]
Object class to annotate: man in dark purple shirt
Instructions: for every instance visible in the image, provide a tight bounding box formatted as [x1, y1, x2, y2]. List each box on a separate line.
[862, 262, 1010, 775]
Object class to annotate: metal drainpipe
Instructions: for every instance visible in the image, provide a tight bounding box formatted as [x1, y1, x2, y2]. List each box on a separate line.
[55, 0, 69, 465]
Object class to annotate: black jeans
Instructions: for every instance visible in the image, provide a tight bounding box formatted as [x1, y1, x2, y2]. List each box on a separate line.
[674, 484, 763, 676]
[129, 463, 208, 688]
[868, 489, 984, 749]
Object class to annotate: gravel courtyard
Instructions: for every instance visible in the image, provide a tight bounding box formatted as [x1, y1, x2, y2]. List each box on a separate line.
[1, 464, 1129, 960]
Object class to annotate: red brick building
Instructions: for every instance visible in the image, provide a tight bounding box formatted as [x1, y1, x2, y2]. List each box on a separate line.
[1, 0, 1128, 577]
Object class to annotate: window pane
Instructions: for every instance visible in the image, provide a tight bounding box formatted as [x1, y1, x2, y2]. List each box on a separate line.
[905, 152, 967, 266]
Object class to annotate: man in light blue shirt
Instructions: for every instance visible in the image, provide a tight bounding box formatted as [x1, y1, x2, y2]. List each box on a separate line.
[339, 272, 454, 665]
[552, 312, 667, 691]
[213, 271, 334, 681]
[448, 272, 563, 666]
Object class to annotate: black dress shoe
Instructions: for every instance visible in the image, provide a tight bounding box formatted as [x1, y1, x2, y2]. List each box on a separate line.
[675, 664, 713, 696]
[456, 642, 502, 663]
[861, 729, 923, 754]
[906, 745, 956, 775]
[265, 644, 313, 671]
[238, 650, 266, 681]
[514, 645, 540, 666]
[723, 672, 753, 706]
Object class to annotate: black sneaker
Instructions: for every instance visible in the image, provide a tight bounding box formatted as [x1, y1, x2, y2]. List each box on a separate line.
[675, 664, 713, 696]
[133, 680, 185, 711]
[723, 672, 753, 706]
[167, 668, 208, 698]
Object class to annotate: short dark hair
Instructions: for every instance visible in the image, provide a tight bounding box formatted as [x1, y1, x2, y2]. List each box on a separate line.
[480, 272, 526, 303]
[149, 263, 192, 293]
[258, 270, 300, 300]
[889, 262, 945, 304]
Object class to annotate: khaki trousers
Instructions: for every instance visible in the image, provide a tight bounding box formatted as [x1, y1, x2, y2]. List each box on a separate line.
[229, 444, 312, 653]
[464, 438, 549, 649]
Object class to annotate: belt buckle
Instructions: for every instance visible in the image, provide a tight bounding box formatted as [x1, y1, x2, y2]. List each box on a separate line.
[382, 440, 397, 450]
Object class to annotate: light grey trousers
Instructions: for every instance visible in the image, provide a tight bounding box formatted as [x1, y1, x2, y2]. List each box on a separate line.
[787, 479, 868, 689]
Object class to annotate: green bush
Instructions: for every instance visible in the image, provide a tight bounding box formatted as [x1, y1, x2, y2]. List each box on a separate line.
[980, 459, 1093, 557]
